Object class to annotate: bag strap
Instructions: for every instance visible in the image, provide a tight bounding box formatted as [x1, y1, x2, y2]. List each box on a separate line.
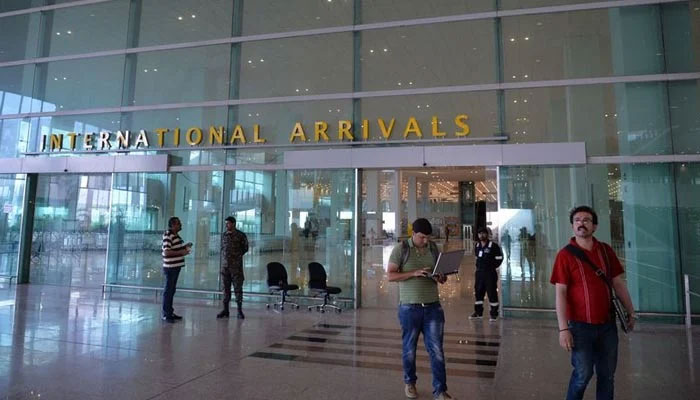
[564, 244, 614, 292]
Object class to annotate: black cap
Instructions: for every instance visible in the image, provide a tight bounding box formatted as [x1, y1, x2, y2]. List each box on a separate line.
[412, 218, 432, 235]
[477, 227, 489, 234]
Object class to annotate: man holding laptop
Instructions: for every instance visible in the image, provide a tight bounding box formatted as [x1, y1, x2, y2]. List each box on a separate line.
[387, 218, 455, 400]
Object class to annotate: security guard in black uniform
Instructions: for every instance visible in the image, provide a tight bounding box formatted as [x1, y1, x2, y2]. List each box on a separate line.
[469, 227, 504, 321]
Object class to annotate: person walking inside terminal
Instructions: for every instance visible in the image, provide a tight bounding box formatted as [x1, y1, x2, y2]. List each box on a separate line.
[161, 216, 191, 323]
[469, 227, 504, 321]
[550, 206, 636, 400]
[217, 216, 249, 319]
[387, 218, 454, 400]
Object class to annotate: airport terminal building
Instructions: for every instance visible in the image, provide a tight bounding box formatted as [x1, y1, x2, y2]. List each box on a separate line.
[1, 0, 699, 317]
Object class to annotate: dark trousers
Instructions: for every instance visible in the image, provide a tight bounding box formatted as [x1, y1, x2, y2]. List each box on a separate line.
[221, 267, 244, 307]
[567, 320, 618, 400]
[162, 267, 182, 317]
[474, 269, 499, 316]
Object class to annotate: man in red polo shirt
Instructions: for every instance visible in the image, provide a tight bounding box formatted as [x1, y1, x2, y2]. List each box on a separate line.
[550, 206, 635, 400]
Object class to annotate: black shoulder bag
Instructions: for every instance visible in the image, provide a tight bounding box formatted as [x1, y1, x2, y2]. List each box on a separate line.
[564, 244, 630, 333]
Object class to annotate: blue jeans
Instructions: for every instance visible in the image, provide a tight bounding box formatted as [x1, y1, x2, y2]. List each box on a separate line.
[162, 267, 182, 317]
[398, 303, 447, 397]
[566, 320, 618, 400]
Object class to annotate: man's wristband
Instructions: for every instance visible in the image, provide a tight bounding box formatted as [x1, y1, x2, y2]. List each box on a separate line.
[559, 328, 569, 332]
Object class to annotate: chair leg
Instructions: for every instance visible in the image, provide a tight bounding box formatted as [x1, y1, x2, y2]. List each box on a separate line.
[316, 293, 342, 313]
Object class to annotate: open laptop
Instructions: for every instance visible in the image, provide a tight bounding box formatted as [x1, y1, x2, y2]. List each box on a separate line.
[431, 250, 464, 276]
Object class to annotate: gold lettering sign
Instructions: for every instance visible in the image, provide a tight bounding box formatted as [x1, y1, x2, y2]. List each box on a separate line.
[39, 115, 472, 152]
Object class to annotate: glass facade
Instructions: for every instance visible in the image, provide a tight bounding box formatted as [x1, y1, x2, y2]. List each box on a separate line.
[105, 169, 356, 297]
[0, 0, 698, 315]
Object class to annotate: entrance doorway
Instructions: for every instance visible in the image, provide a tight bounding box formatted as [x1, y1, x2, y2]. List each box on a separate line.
[360, 167, 498, 308]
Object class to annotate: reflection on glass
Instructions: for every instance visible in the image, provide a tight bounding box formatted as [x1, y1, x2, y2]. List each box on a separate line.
[500, 0, 619, 10]
[499, 165, 587, 309]
[360, 92, 499, 142]
[239, 33, 353, 98]
[360, 20, 496, 90]
[107, 173, 169, 288]
[222, 169, 356, 297]
[0, 65, 36, 115]
[360, 0, 493, 24]
[676, 163, 700, 313]
[135, 0, 234, 47]
[0, 13, 40, 62]
[40, 1, 129, 57]
[128, 46, 231, 106]
[592, 163, 681, 313]
[30, 174, 111, 287]
[0, 174, 25, 277]
[122, 107, 229, 166]
[233, 100, 352, 146]
[504, 82, 671, 156]
[31, 113, 121, 153]
[0, 119, 31, 157]
[31, 56, 125, 112]
[106, 169, 356, 301]
[502, 6, 664, 82]
[242, 0, 352, 35]
[669, 80, 700, 155]
[661, 3, 700, 73]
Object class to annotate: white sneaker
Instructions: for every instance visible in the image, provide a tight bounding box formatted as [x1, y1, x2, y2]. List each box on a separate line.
[468, 312, 482, 320]
[435, 392, 455, 400]
[405, 383, 418, 399]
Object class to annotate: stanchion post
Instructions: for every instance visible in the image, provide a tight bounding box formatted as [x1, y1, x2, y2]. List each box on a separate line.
[685, 274, 692, 329]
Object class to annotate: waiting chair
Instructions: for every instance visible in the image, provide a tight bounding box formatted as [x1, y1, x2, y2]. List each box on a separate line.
[307, 262, 342, 313]
[265, 262, 300, 310]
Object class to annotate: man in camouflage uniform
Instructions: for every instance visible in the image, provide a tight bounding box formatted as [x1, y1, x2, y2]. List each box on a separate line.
[217, 216, 249, 319]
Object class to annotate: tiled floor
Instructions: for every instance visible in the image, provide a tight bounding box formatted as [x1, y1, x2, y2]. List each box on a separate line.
[0, 282, 698, 400]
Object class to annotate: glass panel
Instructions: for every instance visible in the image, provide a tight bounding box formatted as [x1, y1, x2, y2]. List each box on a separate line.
[0, 0, 43, 13]
[661, 2, 700, 73]
[40, 0, 129, 57]
[241, 0, 352, 35]
[0, 118, 31, 157]
[0, 174, 24, 277]
[127, 45, 231, 106]
[30, 113, 120, 153]
[31, 55, 125, 112]
[107, 173, 169, 288]
[676, 162, 700, 313]
[0, 13, 40, 62]
[107, 171, 224, 291]
[500, 0, 618, 9]
[238, 33, 353, 98]
[498, 165, 588, 309]
[122, 107, 229, 166]
[360, 0, 494, 24]
[669, 80, 700, 155]
[590, 163, 681, 313]
[135, 0, 234, 47]
[360, 20, 496, 91]
[223, 169, 356, 298]
[502, 6, 664, 82]
[359, 92, 499, 142]
[0, 65, 35, 115]
[504, 82, 671, 156]
[360, 169, 402, 307]
[30, 174, 111, 287]
[231, 100, 352, 148]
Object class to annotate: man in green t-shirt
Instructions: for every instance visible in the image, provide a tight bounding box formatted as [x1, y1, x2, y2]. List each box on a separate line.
[387, 218, 455, 400]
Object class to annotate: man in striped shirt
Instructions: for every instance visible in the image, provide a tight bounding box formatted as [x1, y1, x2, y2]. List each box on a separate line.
[161, 216, 191, 323]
